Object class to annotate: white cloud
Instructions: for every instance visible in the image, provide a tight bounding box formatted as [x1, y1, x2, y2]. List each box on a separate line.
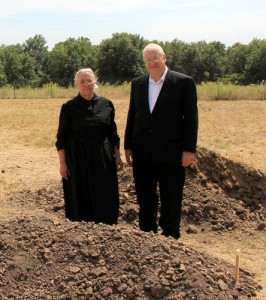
[0, 0, 154, 18]
[0, 0, 265, 48]
[169, 1, 210, 9]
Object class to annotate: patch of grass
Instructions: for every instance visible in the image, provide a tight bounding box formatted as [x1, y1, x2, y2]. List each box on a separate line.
[198, 82, 266, 101]
[0, 98, 64, 148]
[198, 100, 266, 171]
[1, 82, 265, 101]
[0, 86, 265, 172]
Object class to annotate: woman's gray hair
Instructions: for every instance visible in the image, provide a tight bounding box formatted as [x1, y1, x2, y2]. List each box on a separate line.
[74, 68, 96, 85]
[143, 43, 165, 58]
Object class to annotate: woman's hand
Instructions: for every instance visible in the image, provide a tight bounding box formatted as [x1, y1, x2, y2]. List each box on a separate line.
[60, 162, 70, 180]
[58, 149, 70, 179]
[114, 146, 123, 171]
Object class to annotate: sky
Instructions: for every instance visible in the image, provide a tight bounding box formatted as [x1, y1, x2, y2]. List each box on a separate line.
[0, 0, 265, 50]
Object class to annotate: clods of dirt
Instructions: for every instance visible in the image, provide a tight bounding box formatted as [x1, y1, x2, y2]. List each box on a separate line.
[0, 147, 265, 299]
[0, 217, 262, 300]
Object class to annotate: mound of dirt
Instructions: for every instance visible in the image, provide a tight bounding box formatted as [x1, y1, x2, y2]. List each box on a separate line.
[182, 147, 266, 233]
[0, 147, 265, 299]
[0, 217, 261, 300]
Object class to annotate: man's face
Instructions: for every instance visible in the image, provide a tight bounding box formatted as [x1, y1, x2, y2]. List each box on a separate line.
[144, 50, 166, 76]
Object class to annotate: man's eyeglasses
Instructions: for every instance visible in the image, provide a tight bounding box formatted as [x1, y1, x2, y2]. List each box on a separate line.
[144, 57, 162, 64]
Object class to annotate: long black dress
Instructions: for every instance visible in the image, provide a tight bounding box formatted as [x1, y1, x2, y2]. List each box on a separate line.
[55, 94, 120, 224]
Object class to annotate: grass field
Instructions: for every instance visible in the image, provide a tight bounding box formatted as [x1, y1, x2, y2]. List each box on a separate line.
[0, 86, 265, 172]
[1, 82, 266, 100]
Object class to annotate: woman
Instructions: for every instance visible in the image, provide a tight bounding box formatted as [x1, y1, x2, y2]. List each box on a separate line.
[55, 68, 123, 225]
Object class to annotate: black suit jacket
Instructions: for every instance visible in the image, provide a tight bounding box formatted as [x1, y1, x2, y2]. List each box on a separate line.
[124, 69, 198, 163]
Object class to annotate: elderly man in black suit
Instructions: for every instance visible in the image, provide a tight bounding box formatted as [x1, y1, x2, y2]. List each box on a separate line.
[124, 43, 198, 239]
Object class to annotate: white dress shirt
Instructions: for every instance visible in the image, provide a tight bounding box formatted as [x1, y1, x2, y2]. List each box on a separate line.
[148, 67, 168, 113]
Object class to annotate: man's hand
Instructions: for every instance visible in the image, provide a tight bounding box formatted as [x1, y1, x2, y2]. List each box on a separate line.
[125, 149, 133, 166]
[182, 151, 195, 168]
[116, 157, 123, 171]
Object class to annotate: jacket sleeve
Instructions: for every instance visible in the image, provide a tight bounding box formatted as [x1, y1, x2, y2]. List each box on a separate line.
[181, 77, 198, 153]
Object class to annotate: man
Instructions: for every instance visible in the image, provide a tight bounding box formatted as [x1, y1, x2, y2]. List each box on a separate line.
[124, 43, 198, 239]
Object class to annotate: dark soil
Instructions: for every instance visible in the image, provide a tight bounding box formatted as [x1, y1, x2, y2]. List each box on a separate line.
[0, 147, 265, 300]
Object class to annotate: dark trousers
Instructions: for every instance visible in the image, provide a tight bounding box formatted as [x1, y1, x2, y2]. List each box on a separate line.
[132, 160, 185, 234]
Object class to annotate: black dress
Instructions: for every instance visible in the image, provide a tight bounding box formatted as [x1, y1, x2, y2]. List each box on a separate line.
[55, 94, 120, 224]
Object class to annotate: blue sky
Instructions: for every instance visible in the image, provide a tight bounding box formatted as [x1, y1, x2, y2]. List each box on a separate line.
[0, 0, 265, 49]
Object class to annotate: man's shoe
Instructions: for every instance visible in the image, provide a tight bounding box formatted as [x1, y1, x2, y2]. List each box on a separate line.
[141, 227, 158, 234]
[162, 230, 180, 240]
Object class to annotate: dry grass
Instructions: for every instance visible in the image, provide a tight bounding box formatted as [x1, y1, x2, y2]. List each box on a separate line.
[1, 82, 266, 101]
[0, 99, 62, 149]
[0, 91, 265, 173]
[198, 100, 266, 172]
[198, 82, 266, 101]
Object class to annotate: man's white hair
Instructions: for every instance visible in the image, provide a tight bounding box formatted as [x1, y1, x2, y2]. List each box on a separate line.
[143, 43, 165, 58]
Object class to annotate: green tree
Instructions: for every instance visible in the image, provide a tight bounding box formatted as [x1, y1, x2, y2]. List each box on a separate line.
[49, 37, 97, 87]
[2, 44, 40, 87]
[0, 46, 7, 86]
[225, 43, 249, 74]
[163, 39, 187, 74]
[223, 42, 249, 83]
[165, 40, 225, 83]
[207, 41, 226, 80]
[245, 39, 266, 83]
[184, 41, 225, 82]
[97, 33, 146, 83]
[22, 34, 50, 86]
[21, 52, 39, 86]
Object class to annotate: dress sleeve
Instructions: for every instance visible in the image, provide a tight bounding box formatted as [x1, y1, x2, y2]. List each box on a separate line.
[107, 101, 120, 148]
[55, 103, 70, 151]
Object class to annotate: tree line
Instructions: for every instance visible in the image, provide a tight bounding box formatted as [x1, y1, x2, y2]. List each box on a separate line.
[0, 33, 265, 88]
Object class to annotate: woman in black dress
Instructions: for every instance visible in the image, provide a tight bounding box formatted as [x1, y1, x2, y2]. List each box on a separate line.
[55, 68, 123, 224]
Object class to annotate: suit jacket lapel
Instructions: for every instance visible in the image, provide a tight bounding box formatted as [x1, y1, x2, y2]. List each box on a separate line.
[139, 75, 150, 115]
[152, 70, 172, 114]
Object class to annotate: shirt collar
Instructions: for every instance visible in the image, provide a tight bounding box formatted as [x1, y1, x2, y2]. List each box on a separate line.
[149, 67, 168, 83]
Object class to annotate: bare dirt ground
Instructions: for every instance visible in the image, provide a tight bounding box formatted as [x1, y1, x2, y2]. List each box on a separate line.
[0, 141, 265, 299]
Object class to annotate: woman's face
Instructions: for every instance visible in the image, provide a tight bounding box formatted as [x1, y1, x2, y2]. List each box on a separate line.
[76, 72, 96, 100]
